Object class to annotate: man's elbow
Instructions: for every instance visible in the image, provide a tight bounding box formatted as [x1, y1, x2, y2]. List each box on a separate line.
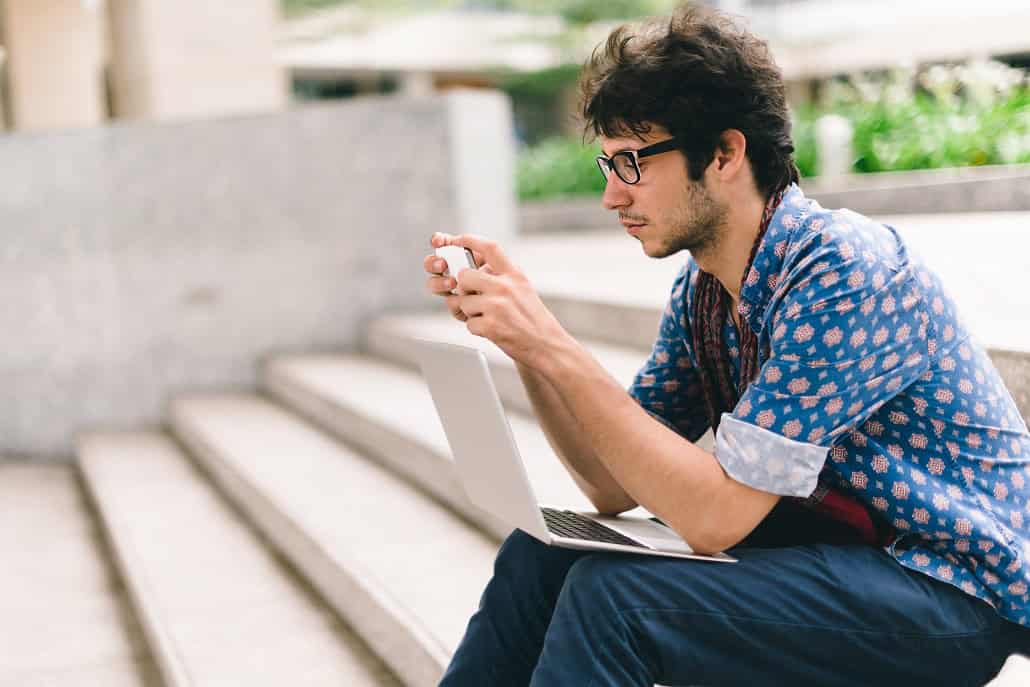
[587, 490, 637, 516]
[671, 517, 751, 556]
[688, 529, 742, 556]
[685, 508, 773, 555]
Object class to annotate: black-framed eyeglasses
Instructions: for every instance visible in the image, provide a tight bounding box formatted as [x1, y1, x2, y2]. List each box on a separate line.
[595, 137, 681, 185]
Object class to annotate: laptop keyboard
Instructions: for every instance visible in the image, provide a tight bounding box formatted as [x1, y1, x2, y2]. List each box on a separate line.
[541, 508, 647, 548]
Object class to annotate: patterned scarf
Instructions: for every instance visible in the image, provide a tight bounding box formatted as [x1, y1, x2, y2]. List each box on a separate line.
[690, 188, 892, 547]
[690, 188, 784, 433]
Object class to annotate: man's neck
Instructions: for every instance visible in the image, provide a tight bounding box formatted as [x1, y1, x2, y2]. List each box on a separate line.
[693, 189, 768, 303]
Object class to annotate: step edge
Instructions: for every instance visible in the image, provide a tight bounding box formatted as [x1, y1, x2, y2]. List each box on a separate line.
[261, 359, 513, 542]
[77, 434, 196, 687]
[168, 401, 453, 687]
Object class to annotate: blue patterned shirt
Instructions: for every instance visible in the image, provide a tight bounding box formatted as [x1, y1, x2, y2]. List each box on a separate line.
[629, 184, 1030, 626]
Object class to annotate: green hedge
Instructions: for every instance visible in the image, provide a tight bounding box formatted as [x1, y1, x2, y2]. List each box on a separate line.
[793, 84, 1030, 176]
[517, 137, 607, 201]
[518, 63, 1030, 200]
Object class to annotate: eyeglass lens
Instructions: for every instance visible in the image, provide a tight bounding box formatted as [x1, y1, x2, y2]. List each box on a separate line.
[596, 152, 640, 184]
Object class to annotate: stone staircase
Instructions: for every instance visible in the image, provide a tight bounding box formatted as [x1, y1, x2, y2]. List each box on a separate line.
[3, 217, 1030, 685]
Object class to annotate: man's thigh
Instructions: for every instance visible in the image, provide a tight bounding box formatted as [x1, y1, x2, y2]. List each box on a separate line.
[547, 543, 1011, 686]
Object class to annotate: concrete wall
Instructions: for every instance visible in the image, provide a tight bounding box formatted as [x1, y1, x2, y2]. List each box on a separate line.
[803, 164, 1030, 217]
[0, 91, 513, 459]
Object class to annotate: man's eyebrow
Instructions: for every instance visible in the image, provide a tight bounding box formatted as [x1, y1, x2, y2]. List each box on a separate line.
[601, 144, 635, 157]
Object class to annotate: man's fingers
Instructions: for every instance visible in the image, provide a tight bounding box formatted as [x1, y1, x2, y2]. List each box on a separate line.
[431, 232, 455, 248]
[444, 294, 468, 321]
[429, 233, 486, 274]
[426, 274, 456, 295]
[455, 266, 498, 295]
[424, 253, 448, 275]
[429, 234, 489, 273]
[452, 234, 514, 273]
[455, 293, 489, 319]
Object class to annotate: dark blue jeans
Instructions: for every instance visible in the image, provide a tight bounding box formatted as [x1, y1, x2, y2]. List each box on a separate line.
[441, 507, 1025, 686]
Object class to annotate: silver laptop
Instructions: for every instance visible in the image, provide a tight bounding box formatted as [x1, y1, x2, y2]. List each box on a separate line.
[415, 339, 735, 564]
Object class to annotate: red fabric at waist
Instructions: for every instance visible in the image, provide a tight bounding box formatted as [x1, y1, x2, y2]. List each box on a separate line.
[801, 487, 895, 547]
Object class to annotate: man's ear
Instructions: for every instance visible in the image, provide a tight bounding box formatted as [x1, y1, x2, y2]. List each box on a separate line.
[712, 129, 748, 178]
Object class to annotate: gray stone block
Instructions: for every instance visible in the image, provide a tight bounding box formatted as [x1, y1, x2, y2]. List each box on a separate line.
[805, 164, 1030, 216]
[518, 164, 1030, 234]
[0, 92, 515, 458]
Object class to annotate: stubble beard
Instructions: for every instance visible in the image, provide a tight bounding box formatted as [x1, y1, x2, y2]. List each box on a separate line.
[654, 177, 729, 261]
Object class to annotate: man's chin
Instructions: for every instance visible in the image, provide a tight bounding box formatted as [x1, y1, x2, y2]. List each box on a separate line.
[638, 237, 677, 259]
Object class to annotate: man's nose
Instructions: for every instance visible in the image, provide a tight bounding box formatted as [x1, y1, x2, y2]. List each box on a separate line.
[601, 172, 632, 210]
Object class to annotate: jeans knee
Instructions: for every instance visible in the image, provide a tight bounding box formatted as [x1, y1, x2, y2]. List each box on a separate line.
[494, 529, 551, 577]
[561, 554, 675, 620]
[563, 554, 627, 607]
[489, 529, 587, 611]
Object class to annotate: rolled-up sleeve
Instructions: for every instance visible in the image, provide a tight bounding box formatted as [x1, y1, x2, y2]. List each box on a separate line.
[714, 413, 828, 497]
[715, 229, 932, 497]
[628, 264, 710, 443]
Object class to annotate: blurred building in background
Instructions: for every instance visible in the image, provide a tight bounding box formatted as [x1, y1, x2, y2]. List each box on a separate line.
[749, 0, 1030, 99]
[0, 0, 287, 133]
[3, 0, 1028, 136]
[271, 0, 1030, 147]
[280, 0, 1030, 101]
[283, 5, 566, 99]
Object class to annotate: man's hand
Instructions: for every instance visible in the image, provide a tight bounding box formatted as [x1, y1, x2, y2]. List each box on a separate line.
[424, 232, 486, 322]
[422, 232, 570, 369]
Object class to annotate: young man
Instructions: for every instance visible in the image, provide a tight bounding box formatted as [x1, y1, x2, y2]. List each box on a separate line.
[423, 6, 1030, 685]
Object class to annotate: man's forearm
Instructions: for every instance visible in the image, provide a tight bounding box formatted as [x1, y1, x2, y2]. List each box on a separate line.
[515, 360, 637, 514]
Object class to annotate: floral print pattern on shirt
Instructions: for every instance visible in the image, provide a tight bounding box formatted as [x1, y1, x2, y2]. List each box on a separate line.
[628, 184, 1030, 626]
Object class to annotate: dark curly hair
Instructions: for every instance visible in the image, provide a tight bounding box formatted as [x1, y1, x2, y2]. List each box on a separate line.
[578, 5, 799, 195]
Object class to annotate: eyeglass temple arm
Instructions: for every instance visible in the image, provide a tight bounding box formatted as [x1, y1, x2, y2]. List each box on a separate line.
[636, 137, 680, 159]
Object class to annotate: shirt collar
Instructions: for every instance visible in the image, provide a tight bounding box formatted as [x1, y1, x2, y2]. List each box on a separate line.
[737, 183, 812, 334]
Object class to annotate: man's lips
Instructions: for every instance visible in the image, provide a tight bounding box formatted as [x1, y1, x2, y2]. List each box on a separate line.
[622, 221, 646, 236]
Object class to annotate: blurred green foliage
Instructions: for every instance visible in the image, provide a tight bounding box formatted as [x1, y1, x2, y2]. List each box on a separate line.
[282, 0, 676, 22]
[502, 64, 582, 102]
[794, 62, 1030, 176]
[517, 137, 606, 200]
[499, 65, 582, 145]
[501, 0, 678, 24]
[790, 106, 818, 179]
[282, 0, 351, 17]
[520, 63, 1030, 200]
[832, 91, 1029, 173]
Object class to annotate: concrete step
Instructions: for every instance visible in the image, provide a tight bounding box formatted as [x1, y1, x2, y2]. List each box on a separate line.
[990, 654, 1030, 686]
[260, 352, 642, 538]
[0, 462, 160, 686]
[168, 394, 497, 687]
[78, 432, 399, 687]
[363, 311, 645, 417]
[362, 311, 715, 452]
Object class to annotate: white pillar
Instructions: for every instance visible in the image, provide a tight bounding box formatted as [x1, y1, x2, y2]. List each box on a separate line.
[815, 114, 854, 180]
[0, 46, 7, 130]
[0, 0, 106, 132]
[446, 89, 518, 239]
[106, 0, 287, 122]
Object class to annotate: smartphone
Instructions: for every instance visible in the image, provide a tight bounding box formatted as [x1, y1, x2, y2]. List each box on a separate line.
[456, 247, 476, 271]
[435, 246, 478, 295]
